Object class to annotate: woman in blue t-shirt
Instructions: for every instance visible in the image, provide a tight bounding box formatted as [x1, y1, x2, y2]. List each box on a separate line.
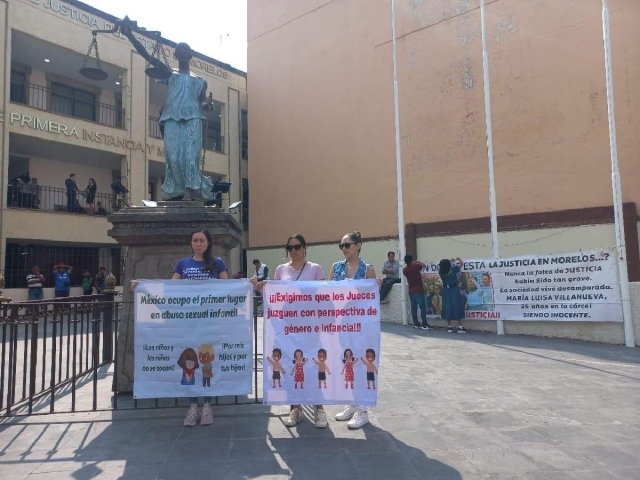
[131, 229, 228, 428]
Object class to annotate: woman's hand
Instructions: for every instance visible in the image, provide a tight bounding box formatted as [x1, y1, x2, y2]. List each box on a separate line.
[129, 279, 138, 291]
[376, 278, 383, 288]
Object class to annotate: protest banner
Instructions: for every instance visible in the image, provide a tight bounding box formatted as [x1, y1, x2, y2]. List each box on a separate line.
[263, 280, 380, 406]
[134, 279, 253, 399]
[419, 249, 622, 322]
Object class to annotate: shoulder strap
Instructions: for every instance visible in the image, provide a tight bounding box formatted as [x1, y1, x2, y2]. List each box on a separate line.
[294, 262, 308, 281]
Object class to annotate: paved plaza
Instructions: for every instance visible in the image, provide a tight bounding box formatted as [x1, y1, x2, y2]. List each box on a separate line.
[1, 322, 639, 479]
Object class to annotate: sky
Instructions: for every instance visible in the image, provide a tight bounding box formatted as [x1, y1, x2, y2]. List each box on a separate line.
[83, 0, 248, 71]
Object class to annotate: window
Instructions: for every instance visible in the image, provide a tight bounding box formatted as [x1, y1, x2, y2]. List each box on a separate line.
[51, 82, 96, 122]
[241, 110, 248, 160]
[10, 71, 27, 104]
[203, 121, 223, 153]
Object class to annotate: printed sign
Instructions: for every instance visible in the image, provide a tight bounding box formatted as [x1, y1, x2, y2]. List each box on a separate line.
[134, 280, 253, 399]
[419, 249, 622, 322]
[263, 280, 381, 406]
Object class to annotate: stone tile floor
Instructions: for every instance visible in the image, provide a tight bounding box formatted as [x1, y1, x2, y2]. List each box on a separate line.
[1, 323, 639, 479]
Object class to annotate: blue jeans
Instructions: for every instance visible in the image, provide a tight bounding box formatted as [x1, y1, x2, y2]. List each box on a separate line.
[409, 293, 428, 327]
[188, 396, 212, 404]
[28, 288, 43, 300]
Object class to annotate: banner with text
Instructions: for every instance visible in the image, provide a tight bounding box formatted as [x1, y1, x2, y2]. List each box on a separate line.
[263, 280, 381, 406]
[134, 280, 253, 399]
[418, 249, 622, 322]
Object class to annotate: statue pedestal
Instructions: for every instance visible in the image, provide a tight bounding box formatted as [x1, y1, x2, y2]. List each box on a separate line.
[107, 205, 242, 393]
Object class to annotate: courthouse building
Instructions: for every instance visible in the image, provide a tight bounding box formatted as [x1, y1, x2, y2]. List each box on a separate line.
[247, 0, 640, 277]
[0, 0, 249, 298]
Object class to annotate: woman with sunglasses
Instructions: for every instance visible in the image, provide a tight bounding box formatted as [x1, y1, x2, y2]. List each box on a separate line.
[329, 231, 381, 429]
[252, 234, 328, 428]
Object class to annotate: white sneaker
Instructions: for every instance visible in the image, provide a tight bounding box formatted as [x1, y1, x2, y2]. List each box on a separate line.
[183, 405, 200, 427]
[200, 404, 213, 426]
[347, 409, 369, 429]
[283, 407, 303, 427]
[315, 409, 328, 428]
[335, 405, 358, 421]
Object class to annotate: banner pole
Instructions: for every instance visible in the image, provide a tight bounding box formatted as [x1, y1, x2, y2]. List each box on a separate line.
[601, 0, 635, 348]
[391, 0, 409, 326]
[480, 0, 504, 335]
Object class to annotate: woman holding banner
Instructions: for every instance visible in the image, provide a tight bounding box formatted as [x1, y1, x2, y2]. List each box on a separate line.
[252, 233, 329, 428]
[329, 230, 380, 429]
[131, 229, 228, 427]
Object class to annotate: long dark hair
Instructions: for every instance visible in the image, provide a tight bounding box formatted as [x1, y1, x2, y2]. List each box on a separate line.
[345, 231, 363, 253]
[285, 233, 307, 258]
[191, 229, 217, 273]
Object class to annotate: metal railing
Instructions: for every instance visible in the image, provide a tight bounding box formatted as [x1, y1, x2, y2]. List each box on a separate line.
[204, 133, 224, 154]
[10, 82, 126, 129]
[7, 184, 113, 217]
[0, 295, 262, 416]
[149, 116, 162, 139]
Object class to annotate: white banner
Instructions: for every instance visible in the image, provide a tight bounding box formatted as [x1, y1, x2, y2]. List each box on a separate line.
[263, 280, 381, 406]
[419, 249, 622, 322]
[134, 280, 253, 399]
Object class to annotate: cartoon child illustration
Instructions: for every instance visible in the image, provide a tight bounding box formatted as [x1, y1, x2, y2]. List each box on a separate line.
[198, 344, 214, 388]
[291, 348, 307, 389]
[360, 349, 379, 390]
[340, 348, 358, 389]
[312, 348, 332, 389]
[177, 348, 199, 385]
[266, 348, 286, 388]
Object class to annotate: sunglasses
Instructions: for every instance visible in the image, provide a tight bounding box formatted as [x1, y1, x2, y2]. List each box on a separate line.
[338, 242, 355, 250]
[285, 244, 304, 252]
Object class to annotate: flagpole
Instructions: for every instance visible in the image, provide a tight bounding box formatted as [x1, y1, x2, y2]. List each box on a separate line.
[391, 0, 408, 326]
[480, 0, 504, 335]
[601, 0, 635, 347]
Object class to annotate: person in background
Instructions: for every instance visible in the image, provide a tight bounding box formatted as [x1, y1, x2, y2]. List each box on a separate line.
[253, 259, 269, 282]
[439, 258, 466, 333]
[82, 271, 94, 296]
[131, 229, 228, 427]
[95, 266, 107, 293]
[380, 251, 400, 304]
[85, 178, 97, 215]
[232, 271, 245, 279]
[53, 263, 72, 298]
[402, 255, 433, 330]
[253, 233, 328, 428]
[29, 178, 40, 209]
[65, 173, 78, 212]
[26, 266, 45, 301]
[330, 231, 381, 430]
[96, 201, 107, 216]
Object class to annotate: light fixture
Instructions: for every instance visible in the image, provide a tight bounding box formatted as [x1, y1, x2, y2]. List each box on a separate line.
[115, 81, 120, 85]
[44, 58, 50, 63]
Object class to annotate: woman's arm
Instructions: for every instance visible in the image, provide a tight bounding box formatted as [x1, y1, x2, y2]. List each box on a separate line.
[172, 273, 182, 280]
[218, 271, 229, 279]
[328, 263, 335, 281]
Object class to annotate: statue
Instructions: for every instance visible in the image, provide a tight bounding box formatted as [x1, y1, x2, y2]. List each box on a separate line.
[86, 18, 215, 202]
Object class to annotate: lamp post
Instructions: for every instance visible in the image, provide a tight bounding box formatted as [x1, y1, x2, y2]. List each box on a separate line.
[390, 0, 408, 326]
[600, 0, 635, 348]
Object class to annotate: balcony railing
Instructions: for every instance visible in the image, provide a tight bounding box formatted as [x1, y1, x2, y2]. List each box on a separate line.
[10, 82, 125, 129]
[204, 132, 224, 154]
[7, 183, 114, 216]
[148, 115, 224, 153]
[149, 116, 162, 139]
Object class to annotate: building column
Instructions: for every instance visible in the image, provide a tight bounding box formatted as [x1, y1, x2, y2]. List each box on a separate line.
[227, 87, 242, 273]
[0, 0, 10, 273]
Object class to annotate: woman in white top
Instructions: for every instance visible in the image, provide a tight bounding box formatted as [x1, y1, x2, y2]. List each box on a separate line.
[252, 233, 328, 428]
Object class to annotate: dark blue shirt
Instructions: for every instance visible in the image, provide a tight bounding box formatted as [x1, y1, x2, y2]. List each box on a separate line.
[54, 271, 71, 291]
[174, 257, 227, 280]
[65, 178, 77, 195]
